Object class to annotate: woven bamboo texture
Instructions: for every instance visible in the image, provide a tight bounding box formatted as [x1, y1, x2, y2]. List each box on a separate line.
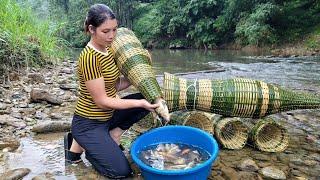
[163, 72, 320, 118]
[215, 117, 249, 149]
[249, 119, 289, 152]
[111, 28, 162, 102]
[170, 111, 214, 134]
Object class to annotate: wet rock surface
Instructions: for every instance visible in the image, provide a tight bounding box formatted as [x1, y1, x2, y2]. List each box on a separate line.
[0, 55, 319, 179]
[0, 168, 31, 180]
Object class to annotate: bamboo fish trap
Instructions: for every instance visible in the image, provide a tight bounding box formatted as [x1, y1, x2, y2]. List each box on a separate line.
[215, 117, 249, 149]
[111, 28, 169, 121]
[170, 111, 214, 134]
[248, 118, 289, 152]
[163, 72, 320, 118]
[170, 111, 249, 149]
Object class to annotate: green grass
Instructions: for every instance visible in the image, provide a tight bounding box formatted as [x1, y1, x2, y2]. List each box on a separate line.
[0, 0, 68, 76]
[305, 24, 320, 49]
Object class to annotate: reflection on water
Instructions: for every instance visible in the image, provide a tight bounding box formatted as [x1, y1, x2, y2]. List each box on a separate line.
[3, 133, 79, 179]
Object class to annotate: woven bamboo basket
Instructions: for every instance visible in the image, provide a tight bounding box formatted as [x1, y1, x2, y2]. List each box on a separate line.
[163, 72, 320, 118]
[214, 117, 249, 149]
[111, 28, 169, 121]
[170, 111, 214, 134]
[249, 119, 289, 152]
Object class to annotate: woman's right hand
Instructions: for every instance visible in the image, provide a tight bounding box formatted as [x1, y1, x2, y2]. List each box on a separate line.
[139, 99, 159, 112]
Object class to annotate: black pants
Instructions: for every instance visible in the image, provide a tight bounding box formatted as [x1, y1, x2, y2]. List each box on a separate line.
[71, 93, 149, 179]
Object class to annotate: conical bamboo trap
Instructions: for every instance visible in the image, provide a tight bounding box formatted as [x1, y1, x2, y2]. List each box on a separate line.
[214, 117, 249, 149]
[248, 118, 289, 152]
[111, 28, 160, 102]
[111, 28, 169, 121]
[163, 72, 320, 118]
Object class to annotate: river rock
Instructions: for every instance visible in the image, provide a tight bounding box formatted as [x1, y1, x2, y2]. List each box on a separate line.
[0, 168, 30, 180]
[32, 121, 71, 133]
[290, 157, 304, 166]
[59, 83, 77, 90]
[220, 163, 239, 180]
[30, 88, 63, 105]
[49, 112, 62, 120]
[257, 161, 272, 168]
[237, 158, 259, 172]
[9, 72, 20, 81]
[0, 103, 6, 110]
[303, 159, 318, 166]
[290, 169, 307, 178]
[60, 67, 73, 74]
[301, 145, 320, 153]
[27, 73, 45, 83]
[0, 138, 20, 151]
[0, 115, 26, 128]
[259, 166, 286, 180]
[292, 177, 308, 180]
[277, 154, 290, 164]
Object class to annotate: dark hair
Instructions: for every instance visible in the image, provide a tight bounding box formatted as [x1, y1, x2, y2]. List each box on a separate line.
[84, 4, 116, 33]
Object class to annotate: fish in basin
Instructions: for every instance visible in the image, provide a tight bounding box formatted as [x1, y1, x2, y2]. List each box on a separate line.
[139, 143, 210, 170]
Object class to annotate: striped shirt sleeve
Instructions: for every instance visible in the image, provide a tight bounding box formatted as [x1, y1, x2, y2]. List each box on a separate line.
[80, 52, 102, 81]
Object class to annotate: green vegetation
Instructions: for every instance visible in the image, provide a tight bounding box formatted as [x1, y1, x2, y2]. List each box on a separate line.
[0, 0, 319, 77]
[0, 0, 67, 77]
[27, 0, 319, 50]
[305, 25, 320, 50]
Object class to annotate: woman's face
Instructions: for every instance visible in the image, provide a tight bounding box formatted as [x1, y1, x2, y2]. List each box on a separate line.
[90, 18, 118, 47]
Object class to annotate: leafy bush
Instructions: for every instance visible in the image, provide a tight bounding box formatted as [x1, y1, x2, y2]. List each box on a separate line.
[235, 3, 278, 46]
[0, 0, 67, 76]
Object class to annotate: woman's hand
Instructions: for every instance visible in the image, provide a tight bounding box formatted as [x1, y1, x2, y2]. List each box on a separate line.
[139, 99, 159, 112]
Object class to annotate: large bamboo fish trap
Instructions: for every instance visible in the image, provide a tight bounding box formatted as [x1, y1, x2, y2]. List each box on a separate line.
[111, 28, 161, 102]
[248, 119, 289, 152]
[214, 117, 249, 149]
[163, 72, 320, 118]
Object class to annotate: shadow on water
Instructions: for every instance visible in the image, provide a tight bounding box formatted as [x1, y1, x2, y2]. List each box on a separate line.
[3, 49, 320, 179]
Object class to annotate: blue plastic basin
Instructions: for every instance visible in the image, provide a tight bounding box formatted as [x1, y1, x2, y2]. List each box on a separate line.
[130, 125, 219, 180]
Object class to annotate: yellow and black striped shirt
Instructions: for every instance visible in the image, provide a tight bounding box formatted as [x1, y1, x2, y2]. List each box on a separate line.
[75, 45, 120, 120]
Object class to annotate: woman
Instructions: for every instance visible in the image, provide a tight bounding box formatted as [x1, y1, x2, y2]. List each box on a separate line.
[64, 4, 159, 179]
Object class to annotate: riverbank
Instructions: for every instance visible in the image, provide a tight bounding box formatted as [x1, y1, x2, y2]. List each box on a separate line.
[216, 28, 320, 58]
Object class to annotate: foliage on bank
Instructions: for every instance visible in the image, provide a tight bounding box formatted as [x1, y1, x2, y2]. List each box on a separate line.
[1, 0, 319, 77]
[0, 0, 66, 77]
[35, 0, 320, 49]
